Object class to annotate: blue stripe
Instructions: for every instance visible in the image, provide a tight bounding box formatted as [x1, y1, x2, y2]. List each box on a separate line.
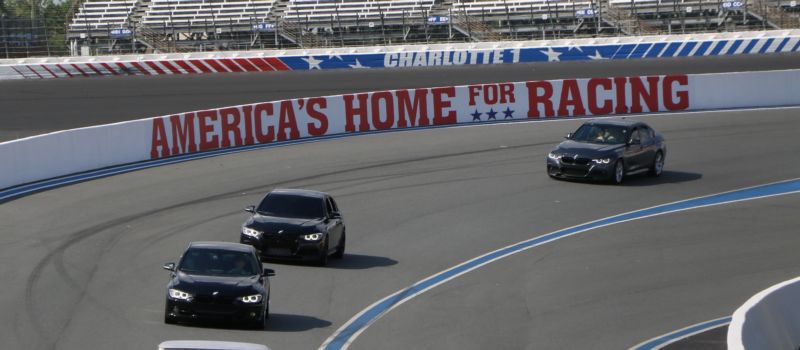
[613, 44, 638, 59]
[709, 40, 728, 55]
[645, 43, 668, 58]
[758, 38, 775, 54]
[774, 37, 790, 53]
[677, 42, 698, 57]
[322, 179, 800, 350]
[726, 40, 744, 55]
[792, 39, 800, 52]
[660, 42, 683, 57]
[629, 43, 651, 59]
[632, 317, 732, 350]
[742, 39, 760, 54]
[692, 41, 712, 56]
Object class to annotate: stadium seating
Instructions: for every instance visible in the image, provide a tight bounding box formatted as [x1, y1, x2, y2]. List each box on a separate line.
[70, 0, 138, 32]
[142, 0, 276, 28]
[282, 0, 437, 23]
[452, 0, 593, 16]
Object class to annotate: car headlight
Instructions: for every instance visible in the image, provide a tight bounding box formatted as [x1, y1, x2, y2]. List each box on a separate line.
[303, 233, 323, 241]
[592, 158, 611, 164]
[242, 227, 262, 238]
[238, 294, 263, 303]
[547, 152, 562, 160]
[168, 289, 192, 300]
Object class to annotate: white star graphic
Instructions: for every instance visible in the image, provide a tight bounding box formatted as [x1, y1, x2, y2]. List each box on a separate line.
[328, 54, 344, 60]
[303, 56, 323, 70]
[566, 44, 584, 53]
[588, 50, 606, 60]
[541, 47, 562, 62]
[349, 59, 368, 69]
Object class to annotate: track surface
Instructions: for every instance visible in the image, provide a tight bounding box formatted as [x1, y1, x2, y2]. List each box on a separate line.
[1, 54, 800, 141]
[2, 55, 800, 350]
[2, 105, 800, 349]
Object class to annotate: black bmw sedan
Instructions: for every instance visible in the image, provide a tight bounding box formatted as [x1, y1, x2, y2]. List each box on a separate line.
[163, 241, 275, 329]
[546, 119, 666, 184]
[240, 189, 345, 266]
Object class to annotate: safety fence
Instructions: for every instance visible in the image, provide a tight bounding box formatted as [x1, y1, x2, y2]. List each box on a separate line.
[1, 29, 798, 79]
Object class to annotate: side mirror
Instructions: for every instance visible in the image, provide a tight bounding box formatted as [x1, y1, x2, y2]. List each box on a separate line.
[163, 262, 176, 272]
[565, 132, 573, 139]
[331, 212, 342, 219]
[245, 205, 256, 214]
[628, 139, 641, 146]
[263, 268, 276, 277]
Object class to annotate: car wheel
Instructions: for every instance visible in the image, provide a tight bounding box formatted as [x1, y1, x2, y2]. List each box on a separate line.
[649, 151, 664, 177]
[316, 238, 329, 266]
[611, 159, 625, 184]
[332, 231, 346, 259]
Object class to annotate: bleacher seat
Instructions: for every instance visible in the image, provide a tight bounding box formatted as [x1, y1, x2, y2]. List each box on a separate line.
[283, 0, 436, 24]
[70, 0, 137, 31]
[142, 0, 276, 28]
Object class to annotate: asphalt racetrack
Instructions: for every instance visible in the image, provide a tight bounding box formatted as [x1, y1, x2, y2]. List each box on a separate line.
[1, 54, 800, 350]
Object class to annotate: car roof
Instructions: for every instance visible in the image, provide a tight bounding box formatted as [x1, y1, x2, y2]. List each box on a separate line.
[583, 118, 646, 128]
[158, 340, 270, 350]
[269, 188, 328, 198]
[188, 241, 255, 253]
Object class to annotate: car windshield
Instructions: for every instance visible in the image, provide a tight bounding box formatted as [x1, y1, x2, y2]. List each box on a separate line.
[570, 124, 628, 144]
[178, 248, 260, 277]
[256, 193, 324, 219]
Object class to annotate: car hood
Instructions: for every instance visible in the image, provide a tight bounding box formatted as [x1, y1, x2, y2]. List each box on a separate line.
[553, 140, 624, 158]
[172, 272, 261, 295]
[245, 215, 324, 234]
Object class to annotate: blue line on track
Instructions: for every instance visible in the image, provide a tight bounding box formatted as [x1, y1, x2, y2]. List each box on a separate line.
[320, 179, 800, 350]
[631, 317, 732, 350]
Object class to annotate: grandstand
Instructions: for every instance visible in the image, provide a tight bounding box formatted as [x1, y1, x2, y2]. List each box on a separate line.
[63, 0, 800, 54]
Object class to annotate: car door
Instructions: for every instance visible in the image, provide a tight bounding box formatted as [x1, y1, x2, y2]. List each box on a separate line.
[624, 128, 647, 170]
[325, 197, 343, 249]
[639, 126, 658, 166]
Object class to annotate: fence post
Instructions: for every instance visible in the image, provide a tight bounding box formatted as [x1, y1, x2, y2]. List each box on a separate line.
[1, 15, 9, 58]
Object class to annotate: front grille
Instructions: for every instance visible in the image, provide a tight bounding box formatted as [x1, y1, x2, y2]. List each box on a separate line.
[561, 156, 590, 165]
[195, 294, 236, 305]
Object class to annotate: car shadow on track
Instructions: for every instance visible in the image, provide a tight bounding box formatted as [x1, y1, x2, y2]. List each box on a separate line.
[621, 170, 703, 187]
[264, 253, 398, 270]
[171, 313, 331, 332]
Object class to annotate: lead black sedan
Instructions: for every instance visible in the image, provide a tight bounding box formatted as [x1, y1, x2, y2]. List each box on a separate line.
[240, 189, 345, 266]
[163, 241, 275, 329]
[546, 119, 666, 184]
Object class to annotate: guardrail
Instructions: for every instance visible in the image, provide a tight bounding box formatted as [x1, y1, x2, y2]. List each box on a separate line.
[1, 69, 799, 201]
[0, 30, 798, 80]
[728, 275, 800, 350]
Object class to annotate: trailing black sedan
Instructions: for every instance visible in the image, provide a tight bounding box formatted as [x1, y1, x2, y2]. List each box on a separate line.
[546, 119, 666, 184]
[240, 189, 345, 266]
[163, 241, 275, 329]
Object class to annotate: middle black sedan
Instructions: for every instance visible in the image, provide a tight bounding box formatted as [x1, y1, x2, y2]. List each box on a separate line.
[240, 189, 346, 266]
[546, 119, 666, 184]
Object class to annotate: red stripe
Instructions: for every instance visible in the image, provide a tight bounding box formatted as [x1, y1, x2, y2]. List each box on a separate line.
[188, 60, 213, 73]
[218, 59, 244, 72]
[203, 59, 227, 73]
[159, 61, 183, 74]
[145, 61, 166, 75]
[70, 64, 89, 77]
[55, 64, 73, 77]
[129, 62, 151, 75]
[85, 63, 105, 76]
[100, 63, 119, 75]
[25, 65, 44, 78]
[248, 58, 275, 71]
[265, 57, 291, 71]
[115, 62, 135, 75]
[40, 65, 59, 78]
[173, 60, 197, 74]
[234, 58, 259, 72]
